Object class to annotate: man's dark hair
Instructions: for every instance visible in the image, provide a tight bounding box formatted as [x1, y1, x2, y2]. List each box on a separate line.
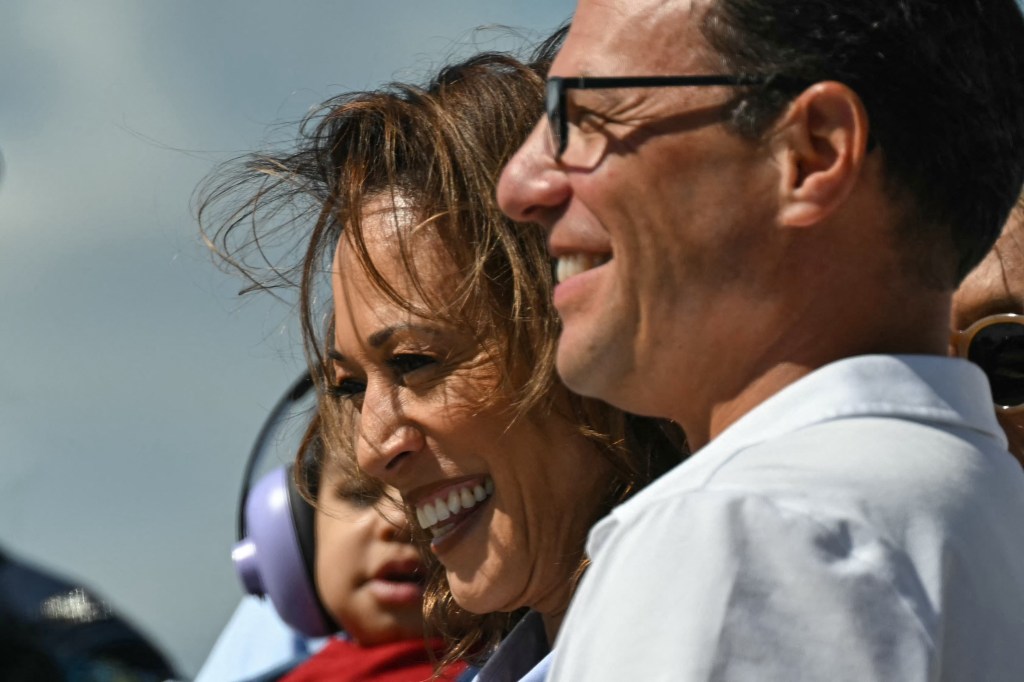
[700, 0, 1024, 285]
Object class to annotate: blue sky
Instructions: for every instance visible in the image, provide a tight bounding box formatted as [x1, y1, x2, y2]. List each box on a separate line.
[0, 1, 572, 676]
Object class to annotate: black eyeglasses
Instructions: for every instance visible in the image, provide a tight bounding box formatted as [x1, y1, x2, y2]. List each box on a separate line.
[951, 313, 1024, 413]
[546, 75, 767, 168]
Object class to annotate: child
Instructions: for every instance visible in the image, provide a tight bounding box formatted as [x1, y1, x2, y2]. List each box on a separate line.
[217, 383, 466, 682]
[278, 449, 464, 682]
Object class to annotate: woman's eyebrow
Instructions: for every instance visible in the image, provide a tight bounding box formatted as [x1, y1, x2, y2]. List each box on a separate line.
[329, 324, 447, 359]
[367, 323, 444, 349]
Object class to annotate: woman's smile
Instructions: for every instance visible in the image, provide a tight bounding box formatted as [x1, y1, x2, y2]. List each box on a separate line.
[409, 475, 496, 541]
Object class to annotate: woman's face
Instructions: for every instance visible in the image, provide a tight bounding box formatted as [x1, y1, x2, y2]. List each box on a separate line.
[314, 462, 426, 646]
[328, 200, 614, 620]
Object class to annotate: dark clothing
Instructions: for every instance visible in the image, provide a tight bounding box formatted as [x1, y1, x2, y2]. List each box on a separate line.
[0, 547, 177, 681]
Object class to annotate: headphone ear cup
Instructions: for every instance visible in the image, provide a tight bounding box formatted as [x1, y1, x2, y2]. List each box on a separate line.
[286, 465, 341, 633]
[232, 465, 338, 637]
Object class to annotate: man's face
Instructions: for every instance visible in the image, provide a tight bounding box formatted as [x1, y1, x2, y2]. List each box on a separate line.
[497, 0, 780, 428]
[952, 205, 1024, 466]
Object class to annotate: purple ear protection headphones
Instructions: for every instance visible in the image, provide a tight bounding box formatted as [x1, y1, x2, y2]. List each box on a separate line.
[231, 372, 341, 638]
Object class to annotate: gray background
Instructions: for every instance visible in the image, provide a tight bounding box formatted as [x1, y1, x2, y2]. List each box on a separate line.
[0, 1, 572, 677]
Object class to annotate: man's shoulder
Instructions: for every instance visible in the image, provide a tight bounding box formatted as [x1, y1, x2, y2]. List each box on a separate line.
[587, 354, 1024, 596]
[612, 354, 1020, 521]
[730, 414, 1013, 499]
[592, 407, 1024, 578]
[558, 359, 1024, 680]
[567, 431, 1024, 677]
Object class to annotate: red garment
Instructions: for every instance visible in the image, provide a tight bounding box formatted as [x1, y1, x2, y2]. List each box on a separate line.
[280, 638, 466, 682]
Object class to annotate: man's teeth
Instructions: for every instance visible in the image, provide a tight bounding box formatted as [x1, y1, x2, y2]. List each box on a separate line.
[556, 253, 608, 284]
[415, 477, 495, 532]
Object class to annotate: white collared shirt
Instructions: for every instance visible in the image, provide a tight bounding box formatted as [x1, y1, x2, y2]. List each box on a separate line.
[548, 355, 1024, 681]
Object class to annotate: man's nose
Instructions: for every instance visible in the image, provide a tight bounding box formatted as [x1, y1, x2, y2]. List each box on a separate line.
[497, 119, 572, 225]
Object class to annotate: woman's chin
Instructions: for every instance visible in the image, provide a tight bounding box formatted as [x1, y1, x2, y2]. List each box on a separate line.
[430, 500, 497, 575]
[447, 581, 511, 616]
[446, 564, 517, 615]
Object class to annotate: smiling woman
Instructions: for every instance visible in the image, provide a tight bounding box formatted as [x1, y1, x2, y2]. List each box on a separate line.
[328, 197, 627, 629]
[198, 28, 685, 678]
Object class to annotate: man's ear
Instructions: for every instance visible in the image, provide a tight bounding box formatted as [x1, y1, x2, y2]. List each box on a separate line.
[770, 81, 870, 228]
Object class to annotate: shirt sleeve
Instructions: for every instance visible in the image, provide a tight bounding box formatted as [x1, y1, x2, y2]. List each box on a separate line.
[546, 491, 937, 681]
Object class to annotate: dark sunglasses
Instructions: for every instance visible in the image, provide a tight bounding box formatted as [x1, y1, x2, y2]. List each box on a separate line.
[951, 314, 1024, 412]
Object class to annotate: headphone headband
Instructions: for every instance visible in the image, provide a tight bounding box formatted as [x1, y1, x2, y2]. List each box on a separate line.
[236, 373, 314, 542]
[231, 372, 339, 637]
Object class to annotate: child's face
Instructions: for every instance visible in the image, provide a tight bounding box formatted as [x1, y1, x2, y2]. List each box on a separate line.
[314, 463, 426, 646]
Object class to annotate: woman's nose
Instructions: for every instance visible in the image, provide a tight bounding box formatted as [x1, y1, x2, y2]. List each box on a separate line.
[497, 119, 572, 225]
[354, 389, 424, 481]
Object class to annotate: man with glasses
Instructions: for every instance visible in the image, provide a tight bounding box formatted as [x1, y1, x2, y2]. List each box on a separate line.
[498, 0, 1024, 679]
[953, 197, 1024, 466]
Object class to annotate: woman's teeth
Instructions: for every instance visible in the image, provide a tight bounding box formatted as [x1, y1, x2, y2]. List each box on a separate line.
[556, 253, 608, 283]
[415, 477, 495, 536]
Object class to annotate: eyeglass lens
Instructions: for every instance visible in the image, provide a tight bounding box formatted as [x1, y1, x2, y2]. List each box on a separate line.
[546, 79, 565, 158]
[544, 83, 611, 169]
[968, 322, 1024, 408]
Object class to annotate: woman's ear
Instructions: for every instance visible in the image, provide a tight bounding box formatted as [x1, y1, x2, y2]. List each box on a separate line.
[770, 81, 870, 228]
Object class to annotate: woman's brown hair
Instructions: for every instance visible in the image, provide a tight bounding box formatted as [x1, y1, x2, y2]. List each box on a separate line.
[198, 28, 685, 667]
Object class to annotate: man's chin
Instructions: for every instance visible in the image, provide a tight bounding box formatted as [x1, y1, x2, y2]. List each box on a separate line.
[555, 336, 643, 414]
[556, 337, 611, 400]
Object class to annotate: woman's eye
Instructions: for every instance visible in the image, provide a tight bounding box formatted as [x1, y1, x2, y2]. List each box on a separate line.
[388, 353, 436, 377]
[328, 377, 367, 400]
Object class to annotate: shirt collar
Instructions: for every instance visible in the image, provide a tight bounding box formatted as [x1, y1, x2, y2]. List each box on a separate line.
[590, 354, 1005, 547]
[706, 354, 1004, 458]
